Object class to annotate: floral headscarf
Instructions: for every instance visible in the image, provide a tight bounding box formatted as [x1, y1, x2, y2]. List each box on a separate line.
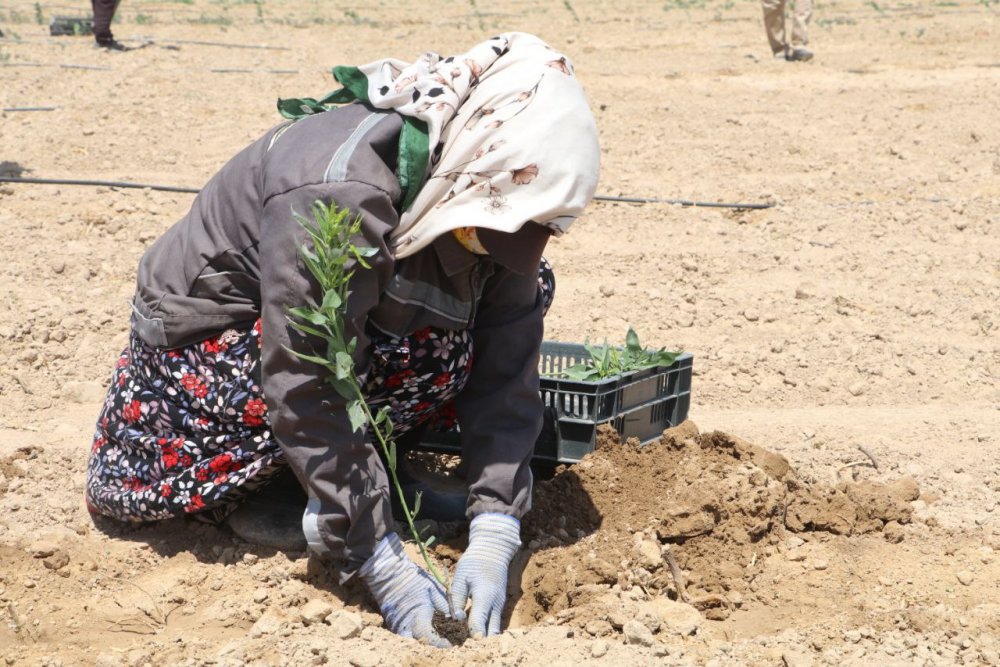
[278, 32, 600, 259]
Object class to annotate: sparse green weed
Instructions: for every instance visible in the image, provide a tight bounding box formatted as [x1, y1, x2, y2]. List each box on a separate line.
[563, 0, 580, 22]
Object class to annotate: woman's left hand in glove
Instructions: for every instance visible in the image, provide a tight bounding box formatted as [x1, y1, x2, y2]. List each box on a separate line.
[448, 512, 521, 637]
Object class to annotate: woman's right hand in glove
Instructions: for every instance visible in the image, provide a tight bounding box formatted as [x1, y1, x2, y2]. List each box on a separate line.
[358, 532, 451, 648]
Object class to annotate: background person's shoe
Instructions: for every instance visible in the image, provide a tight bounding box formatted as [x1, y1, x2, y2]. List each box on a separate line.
[786, 47, 814, 61]
[96, 39, 129, 51]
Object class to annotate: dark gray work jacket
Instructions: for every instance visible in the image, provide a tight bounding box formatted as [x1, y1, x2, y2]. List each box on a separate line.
[132, 102, 544, 579]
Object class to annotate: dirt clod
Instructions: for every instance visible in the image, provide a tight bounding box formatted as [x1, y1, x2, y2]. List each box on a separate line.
[517, 422, 921, 629]
[433, 611, 470, 646]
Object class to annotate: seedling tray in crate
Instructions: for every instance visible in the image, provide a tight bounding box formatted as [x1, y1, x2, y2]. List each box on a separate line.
[418, 341, 693, 466]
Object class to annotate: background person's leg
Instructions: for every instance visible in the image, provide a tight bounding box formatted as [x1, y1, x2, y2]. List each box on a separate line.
[761, 0, 789, 56]
[91, 0, 121, 47]
[791, 0, 813, 47]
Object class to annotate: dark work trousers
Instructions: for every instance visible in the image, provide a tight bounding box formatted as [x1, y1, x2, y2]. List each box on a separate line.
[91, 0, 120, 44]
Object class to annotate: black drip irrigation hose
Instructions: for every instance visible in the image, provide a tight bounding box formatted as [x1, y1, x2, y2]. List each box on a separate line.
[594, 195, 774, 209]
[0, 177, 776, 209]
[0, 176, 200, 194]
[2, 107, 57, 112]
[147, 38, 292, 51]
[2, 61, 300, 75]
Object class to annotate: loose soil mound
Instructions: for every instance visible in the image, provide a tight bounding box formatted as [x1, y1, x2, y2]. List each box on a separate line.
[515, 421, 920, 631]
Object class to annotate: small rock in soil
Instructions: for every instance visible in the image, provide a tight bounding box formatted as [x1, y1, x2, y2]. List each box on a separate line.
[30, 541, 58, 558]
[348, 650, 379, 667]
[249, 613, 282, 637]
[591, 640, 609, 658]
[622, 619, 655, 647]
[42, 550, 70, 571]
[782, 649, 815, 667]
[638, 597, 703, 637]
[883, 520, 905, 543]
[330, 610, 364, 640]
[956, 570, 974, 586]
[585, 619, 613, 637]
[299, 599, 334, 626]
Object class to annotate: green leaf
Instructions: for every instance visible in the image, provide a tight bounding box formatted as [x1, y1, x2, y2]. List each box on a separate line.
[287, 306, 328, 326]
[287, 319, 332, 341]
[347, 400, 367, 433]
[320, 288, 343, 313]
[412, 489, 422, 518]
[386, 440, 397, 472]
[560, 363, 596, 381]
[325, 376, 356, 401]
[422, 535, 436, 548]
[625, 327, 641, 354]
[285, 348, 337, 372]
[334, 350, 353, 380]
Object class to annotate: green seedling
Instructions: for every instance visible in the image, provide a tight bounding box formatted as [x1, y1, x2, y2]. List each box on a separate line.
[557, 328, 680, 381]
[286, 201, 447, 587]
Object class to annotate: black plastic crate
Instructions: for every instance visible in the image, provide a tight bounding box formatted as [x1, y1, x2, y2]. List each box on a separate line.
[50, 16, 94, 36]
[417, 342, 693, 465]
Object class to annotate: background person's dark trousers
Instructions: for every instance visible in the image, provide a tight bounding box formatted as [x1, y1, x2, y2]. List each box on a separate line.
[91, 0, 121, 46]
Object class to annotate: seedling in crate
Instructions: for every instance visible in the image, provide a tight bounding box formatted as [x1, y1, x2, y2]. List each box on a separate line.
[557, 328, 681, 381]
[285, 200, 447, 588]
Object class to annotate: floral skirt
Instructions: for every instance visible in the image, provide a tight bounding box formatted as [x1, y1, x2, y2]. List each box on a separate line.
[86, 259, 554, 523]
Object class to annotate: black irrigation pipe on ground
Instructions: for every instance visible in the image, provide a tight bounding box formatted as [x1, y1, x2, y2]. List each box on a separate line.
[208, 68, 300, 74]
[145, 37, 291, 51]
[0, 176, 200, 194]
[0, 62, 112, 71]
[2, 61, 300, 75]
[594, 195, 775, 210]
[1, 177, 775, 210]
[3, 107, 57, 112]
[0, 35, 291, 51]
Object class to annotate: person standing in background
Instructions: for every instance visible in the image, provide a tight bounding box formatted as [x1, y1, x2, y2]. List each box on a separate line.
[761, 0, 813, 62]
[92, 0, 127, 50]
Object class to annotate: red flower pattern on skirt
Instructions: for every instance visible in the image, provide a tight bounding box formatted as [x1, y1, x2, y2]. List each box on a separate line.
[87, 322, 474, 523]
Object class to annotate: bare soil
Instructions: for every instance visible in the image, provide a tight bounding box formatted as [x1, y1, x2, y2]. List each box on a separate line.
[1, 0, 998, 665]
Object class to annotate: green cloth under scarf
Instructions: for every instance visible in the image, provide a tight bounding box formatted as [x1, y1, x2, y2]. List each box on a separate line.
[277, 66, 430, 214]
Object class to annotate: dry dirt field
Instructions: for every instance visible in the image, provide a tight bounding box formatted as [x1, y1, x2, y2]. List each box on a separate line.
[1, 0, 998, 665]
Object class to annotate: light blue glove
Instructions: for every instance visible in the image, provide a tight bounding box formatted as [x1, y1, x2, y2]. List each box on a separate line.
[449, 512, 521, 637]
[358, 532, 451, 648]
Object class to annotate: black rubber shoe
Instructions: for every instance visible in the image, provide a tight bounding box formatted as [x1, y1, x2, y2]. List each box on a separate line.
[786, 47, 814, 62]
[226, 469, 308, 551]
[226, 496, 308, 551]
[96, 39, 129, 51]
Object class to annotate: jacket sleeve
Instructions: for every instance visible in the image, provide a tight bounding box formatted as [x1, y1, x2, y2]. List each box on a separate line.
[453, 262, 545, 520]
[258, 180, 397, 581]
